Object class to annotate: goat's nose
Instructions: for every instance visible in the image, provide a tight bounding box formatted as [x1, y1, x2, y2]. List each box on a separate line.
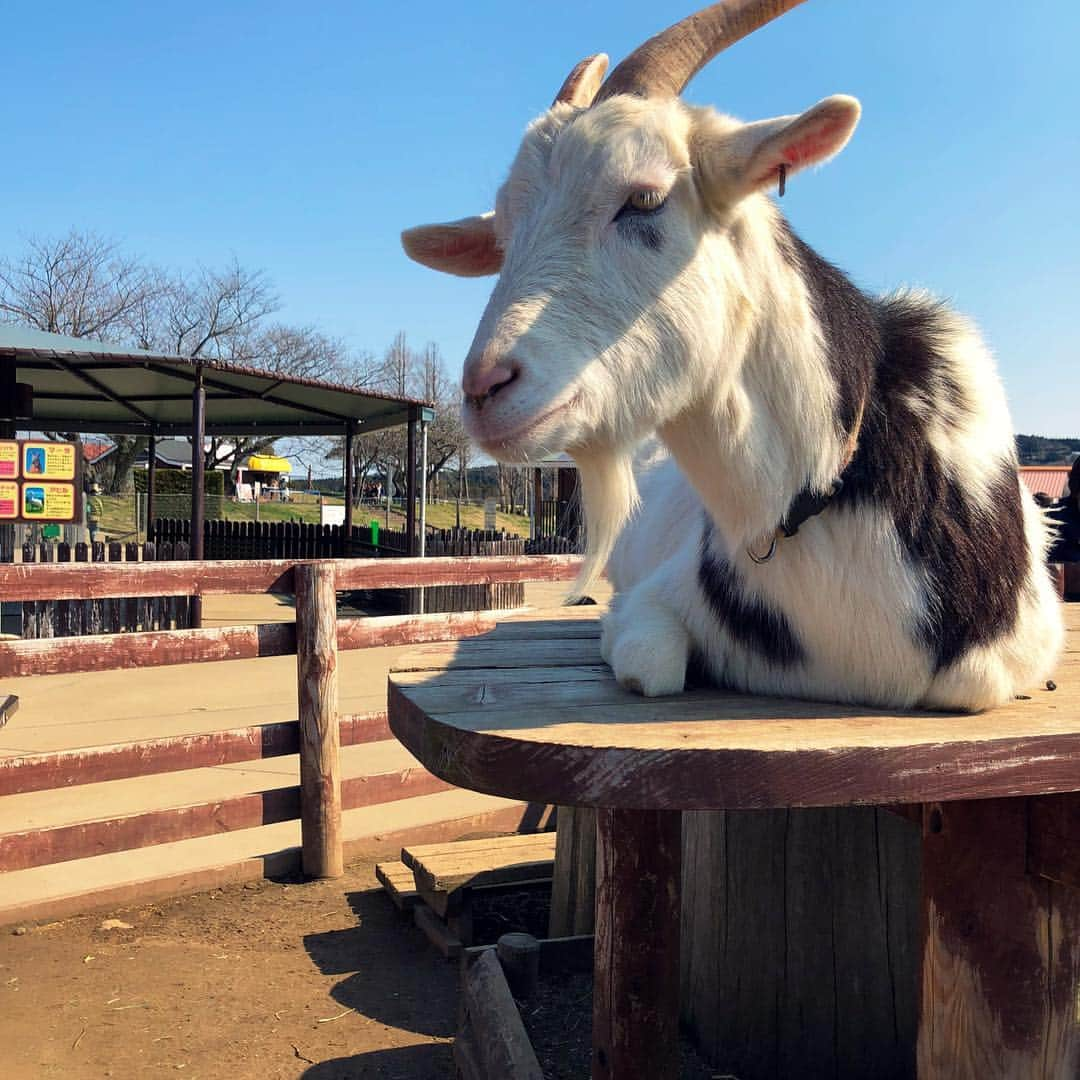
[462, 361, 519, 406]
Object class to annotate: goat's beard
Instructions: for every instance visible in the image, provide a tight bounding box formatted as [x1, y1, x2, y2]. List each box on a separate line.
[567, 446, 638, 601]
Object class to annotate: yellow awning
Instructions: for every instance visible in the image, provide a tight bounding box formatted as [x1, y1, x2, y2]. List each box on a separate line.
[246, 455, 291, 474]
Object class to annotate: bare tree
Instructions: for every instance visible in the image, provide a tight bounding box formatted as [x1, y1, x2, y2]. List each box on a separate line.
[0, 230, 158, 340]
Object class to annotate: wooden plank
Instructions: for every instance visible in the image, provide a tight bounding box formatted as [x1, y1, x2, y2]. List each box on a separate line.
[0, 558, 297, 600]
[592, 807, 681, 1080]
[375, 860, 422, 911]
[0, 623, 297, 676]
[918, 797, 1080, 1076]
[0, 802, 538, 929]
[482, 618, 601, 641]
[337, 611, 497, 651]
[0, 711, 389, 796]
[402, 831, 557, 867]
[456, 948, 543, 1078]
[392, 638, 605, 672]
[411, 847, 556, 898]
[0, 553, 582, 601]
[415, 900, 463, 960]
[0, 611, 506, 679]
[391, 665, 611, 691]
[296, 561, 342, 879]
[549, 806, 596, 937]
[0, 762, 446, 871]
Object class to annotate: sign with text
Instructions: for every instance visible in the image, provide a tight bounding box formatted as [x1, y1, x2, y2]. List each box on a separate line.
[0, 440, 82, 523]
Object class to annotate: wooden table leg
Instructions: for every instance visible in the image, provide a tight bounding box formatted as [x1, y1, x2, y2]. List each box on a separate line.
[592, 808, 681, 1080]
[918, 796, 1080, 1078]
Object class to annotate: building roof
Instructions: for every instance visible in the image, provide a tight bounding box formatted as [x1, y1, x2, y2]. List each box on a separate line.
[82, 440, 113, 463]
[1, 325, 434, 437]
[1019, 466, 1071, 501]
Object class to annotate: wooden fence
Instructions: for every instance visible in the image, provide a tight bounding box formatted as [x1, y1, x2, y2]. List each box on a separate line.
[0, 554, 581, 879]
[20, 539, 192, 639]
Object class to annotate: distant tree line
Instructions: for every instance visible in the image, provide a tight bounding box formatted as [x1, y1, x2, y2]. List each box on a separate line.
[0, 230, 468, 496]
[1016, 435, 1080, 466]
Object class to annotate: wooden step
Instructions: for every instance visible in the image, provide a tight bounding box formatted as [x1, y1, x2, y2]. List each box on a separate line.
[401, 831, 557, 914]
[375, 859, 421, 911]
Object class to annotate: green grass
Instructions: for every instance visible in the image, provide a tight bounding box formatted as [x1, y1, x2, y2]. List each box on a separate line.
[88, 494, 531, 541]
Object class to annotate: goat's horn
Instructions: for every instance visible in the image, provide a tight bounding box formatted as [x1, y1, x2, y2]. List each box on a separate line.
[595, 0, 807, 103]
[552, 53, 610, 108]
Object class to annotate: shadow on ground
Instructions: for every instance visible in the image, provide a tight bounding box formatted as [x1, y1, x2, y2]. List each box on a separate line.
[303, 885, 457, 1076]
[301, 1042, 453, 1079]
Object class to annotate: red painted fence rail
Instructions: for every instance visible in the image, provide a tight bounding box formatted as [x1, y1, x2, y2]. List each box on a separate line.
[0, 555, 582, 880]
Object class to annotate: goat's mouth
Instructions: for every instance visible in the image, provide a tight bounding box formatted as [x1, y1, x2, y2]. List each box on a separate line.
[469, 394, 582, 461]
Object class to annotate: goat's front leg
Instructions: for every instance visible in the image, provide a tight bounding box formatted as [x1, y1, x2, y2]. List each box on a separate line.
[602, 581, 691, 697]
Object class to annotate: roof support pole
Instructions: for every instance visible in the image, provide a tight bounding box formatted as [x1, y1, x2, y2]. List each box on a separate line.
[0, 363, 16, 569]
[405, 409, 418, 557]
[417, 418, 428, 615]
[145, 433, 157, 541]
[190, 367, 206, 629]
[343, 421, 356, 557]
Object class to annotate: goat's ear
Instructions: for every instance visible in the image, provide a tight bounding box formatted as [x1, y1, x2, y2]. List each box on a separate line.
[401, 212, 503, 277]
[696, 95, 861, 206]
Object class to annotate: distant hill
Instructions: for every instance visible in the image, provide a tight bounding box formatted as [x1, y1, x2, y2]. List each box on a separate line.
[1016, 435, 1080, 466]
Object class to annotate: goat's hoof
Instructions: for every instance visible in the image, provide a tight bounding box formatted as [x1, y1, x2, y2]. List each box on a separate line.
[610, 634, 686, 698]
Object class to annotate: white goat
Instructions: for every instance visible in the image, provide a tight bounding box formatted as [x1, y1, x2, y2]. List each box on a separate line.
[402, 0, 1063, 711]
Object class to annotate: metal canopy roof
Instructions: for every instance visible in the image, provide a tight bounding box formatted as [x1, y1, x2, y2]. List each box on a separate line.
[0, 325, 433, 436]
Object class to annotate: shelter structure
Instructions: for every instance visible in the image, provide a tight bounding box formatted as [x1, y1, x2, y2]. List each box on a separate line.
[0, 325, 434, 624]
[530, 452, 581, 544]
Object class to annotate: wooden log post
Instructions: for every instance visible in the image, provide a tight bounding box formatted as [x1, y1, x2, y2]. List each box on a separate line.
[295, 560, 343, 879]
[497, 932, 541, 1002]
[592, 808, 681, 1080]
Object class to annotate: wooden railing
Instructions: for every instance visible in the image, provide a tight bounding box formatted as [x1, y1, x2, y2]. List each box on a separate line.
[0, 554, 581, 880]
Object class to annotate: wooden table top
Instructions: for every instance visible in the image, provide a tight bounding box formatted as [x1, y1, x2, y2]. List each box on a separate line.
[387, 606, 1080, 809]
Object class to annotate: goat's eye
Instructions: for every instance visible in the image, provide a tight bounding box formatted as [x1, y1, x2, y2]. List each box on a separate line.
[618, 189, 666, 217]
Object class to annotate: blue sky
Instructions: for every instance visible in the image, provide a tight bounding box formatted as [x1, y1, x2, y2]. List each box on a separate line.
[2, 0, 1077, 437]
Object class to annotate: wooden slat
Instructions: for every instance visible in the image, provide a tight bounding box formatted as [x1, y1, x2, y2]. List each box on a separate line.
[0, 761, 450, 871]
[393, 638, 605, 672]
[0, 623, 297, 676]
[402, 831, 558, 866]
[337, 611, 497, 651]
[0, 711, 390, 796]
[0, 611, 504, 678]
[0, 553, 582, 601]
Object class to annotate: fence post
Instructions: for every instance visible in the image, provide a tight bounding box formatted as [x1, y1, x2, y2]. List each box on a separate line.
[295, 560, 343, 878]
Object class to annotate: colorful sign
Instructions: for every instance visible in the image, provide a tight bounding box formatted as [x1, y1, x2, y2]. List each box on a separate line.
[0, 481, 18, 519]
[0, 440, 82, 524]
[21, 483, 76, 521]
[22, 441, 76, 480]
[0, 441, 18, 479]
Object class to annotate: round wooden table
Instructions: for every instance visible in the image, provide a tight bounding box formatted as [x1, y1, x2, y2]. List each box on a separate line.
[388, 609, 1080, 1079]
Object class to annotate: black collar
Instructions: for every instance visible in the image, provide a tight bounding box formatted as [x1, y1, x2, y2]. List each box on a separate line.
[780, 477, 845, 537]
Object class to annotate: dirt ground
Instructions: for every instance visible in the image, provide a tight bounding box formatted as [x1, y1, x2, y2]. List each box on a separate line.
[1, 859, 458, 1080]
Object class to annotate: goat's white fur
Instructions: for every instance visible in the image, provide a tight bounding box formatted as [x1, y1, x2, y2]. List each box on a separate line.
[404, 92, 1063, 711]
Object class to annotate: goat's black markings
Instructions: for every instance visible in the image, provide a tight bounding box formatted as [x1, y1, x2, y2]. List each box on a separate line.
[698, 519, 805, 668]
[776, 221, 1028, 671]
[775, 219, 876, 437]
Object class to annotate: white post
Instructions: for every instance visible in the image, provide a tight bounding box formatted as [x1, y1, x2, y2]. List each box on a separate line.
[418, 420, 428, 615]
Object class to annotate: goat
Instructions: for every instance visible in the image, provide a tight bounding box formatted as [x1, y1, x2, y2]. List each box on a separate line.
[401, 0, 1063, 711]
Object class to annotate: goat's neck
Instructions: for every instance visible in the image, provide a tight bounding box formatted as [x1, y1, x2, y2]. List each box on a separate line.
[658, 202, 854, 552]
